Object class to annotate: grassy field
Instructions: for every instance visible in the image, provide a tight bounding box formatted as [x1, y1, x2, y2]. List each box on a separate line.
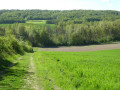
[26, 20, 47, 24]
[33, 49, 120, 90]
[0, 49, 120, 89]
[26, 20, 56, 27]
[0, 20, 56, 28]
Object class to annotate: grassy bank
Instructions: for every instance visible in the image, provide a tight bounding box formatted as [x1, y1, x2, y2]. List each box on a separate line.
[0, 53, 32, 89]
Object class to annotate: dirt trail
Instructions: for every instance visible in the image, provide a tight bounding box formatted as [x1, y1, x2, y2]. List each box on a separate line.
[25, 55, 41, 90]
[38, 42, 120, 52]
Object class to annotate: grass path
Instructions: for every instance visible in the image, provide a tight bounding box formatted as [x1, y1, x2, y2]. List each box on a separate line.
[33, 52, 61, 90]
[0, 53, 32, 89]
[24, 54, 41, 90]
[0, 53, 42, 90]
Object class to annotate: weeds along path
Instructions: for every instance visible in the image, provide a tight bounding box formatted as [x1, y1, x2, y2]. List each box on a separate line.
[24, 54, 40, 90]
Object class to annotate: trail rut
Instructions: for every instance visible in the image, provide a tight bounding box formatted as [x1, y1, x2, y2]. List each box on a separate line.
[24, 55, 41, 90]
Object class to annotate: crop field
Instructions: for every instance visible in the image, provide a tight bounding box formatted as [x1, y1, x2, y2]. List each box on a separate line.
[33, 49, 120, 90]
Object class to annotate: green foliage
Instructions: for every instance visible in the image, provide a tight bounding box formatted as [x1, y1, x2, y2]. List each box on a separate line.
[0, 10, 120, 24]
[0, 10, 120, 47]
[39, 30, 54, 47]
[0, 36, 15, 59]
[33, 49, 120, 89]
[6, 19, 120, 47]
[0, 28, 33, 71]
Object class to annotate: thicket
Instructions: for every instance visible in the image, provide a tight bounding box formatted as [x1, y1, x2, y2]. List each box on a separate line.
[8, 20, 120, 47]
[0, 27, 33, 70]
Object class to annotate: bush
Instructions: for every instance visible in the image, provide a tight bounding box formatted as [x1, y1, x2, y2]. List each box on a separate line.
[0, 35, 33, 61]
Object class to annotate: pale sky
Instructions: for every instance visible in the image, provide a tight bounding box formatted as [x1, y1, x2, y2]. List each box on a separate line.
[0, 0, 119, 11]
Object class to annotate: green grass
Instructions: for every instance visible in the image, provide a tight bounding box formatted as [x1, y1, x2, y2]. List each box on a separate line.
[0, 24, 12, 28]
[26, 20, 47, 24]
[1, 49, 120, 89]
[26, 20, 56, 27]
[33, 49, 120, 90]
[33, 47, 39, 52]
[0, 53, 32, 90]
[0, 20, 56, 29]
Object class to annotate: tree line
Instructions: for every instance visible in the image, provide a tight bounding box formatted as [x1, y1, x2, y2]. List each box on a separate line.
[4, 20, 120, 47]
[0, 10, 120, 24]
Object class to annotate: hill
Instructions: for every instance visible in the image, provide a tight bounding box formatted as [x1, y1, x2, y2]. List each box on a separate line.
[0, 10, 120, 24]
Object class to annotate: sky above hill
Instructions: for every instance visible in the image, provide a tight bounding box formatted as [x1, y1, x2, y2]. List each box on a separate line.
[0, 0, 119, 11]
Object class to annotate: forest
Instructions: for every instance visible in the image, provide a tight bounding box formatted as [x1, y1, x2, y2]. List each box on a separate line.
[0, 10, 120, 24]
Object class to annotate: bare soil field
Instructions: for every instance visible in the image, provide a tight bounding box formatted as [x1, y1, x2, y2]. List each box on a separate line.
[38, 42, 120, 52]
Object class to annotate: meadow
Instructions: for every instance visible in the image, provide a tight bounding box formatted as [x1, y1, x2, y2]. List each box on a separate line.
[0, 20, 56, 28]
[0, 48, 120, 89]
[33, 49, 120, 90]
[26, 20, 56, 27]
[26, 20, 47, 24]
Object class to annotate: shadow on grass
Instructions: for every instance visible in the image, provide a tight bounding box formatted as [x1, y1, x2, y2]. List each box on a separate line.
[0, 66, 28, 89]
[0, 60, 28, 82]
[0, 59, 13, 71]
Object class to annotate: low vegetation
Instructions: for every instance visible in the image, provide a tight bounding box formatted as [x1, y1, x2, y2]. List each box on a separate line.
[33, 49, 120, 89]
[0, 53, 32, 89]
[0, 47, 120, 89]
